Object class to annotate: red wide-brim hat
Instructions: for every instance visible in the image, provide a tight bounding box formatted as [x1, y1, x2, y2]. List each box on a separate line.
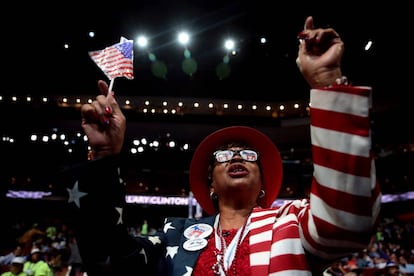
[189, 126, 283, 215]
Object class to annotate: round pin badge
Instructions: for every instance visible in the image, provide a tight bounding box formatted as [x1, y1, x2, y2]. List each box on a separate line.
[184, 223, 213, 239]
[183, 238, 208, 251]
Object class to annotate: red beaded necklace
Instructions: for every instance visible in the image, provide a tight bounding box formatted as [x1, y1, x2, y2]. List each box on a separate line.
[212, 218, 249, 276]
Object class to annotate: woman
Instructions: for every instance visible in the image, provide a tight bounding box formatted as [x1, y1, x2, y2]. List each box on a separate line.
[64, 16, 381, 275]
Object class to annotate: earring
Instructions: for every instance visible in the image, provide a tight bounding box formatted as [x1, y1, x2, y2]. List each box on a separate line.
[210, 192, 218, 200]
[259, 189, 265, 198]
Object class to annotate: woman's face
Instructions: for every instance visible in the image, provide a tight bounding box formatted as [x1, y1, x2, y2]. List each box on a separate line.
[210, 146, 262, 205]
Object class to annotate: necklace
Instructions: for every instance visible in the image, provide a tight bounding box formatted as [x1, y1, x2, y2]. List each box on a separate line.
[212, 216, 249, 276]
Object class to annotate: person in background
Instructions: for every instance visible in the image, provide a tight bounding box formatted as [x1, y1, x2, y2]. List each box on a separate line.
[23, 249, 53, 276]
[1, 257, 27, 276]
[18, 227, 45, 257]
[140, 220, 149, 236]
[398, 254, 414, 275]
[62, 16, 381, 275]
[45, 227, 56, 242]
[0, 246, 23, 266]
[66, 236, 83, 276]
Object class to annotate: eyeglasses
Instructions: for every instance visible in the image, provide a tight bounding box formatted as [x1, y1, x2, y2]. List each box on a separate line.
[213, 149, 259, 163]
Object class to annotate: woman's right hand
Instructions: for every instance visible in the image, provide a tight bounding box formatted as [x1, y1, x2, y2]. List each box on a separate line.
[81, 80, 126, 159]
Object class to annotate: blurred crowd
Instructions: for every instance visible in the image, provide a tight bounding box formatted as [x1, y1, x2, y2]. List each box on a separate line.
[323, 217, 414, 275]
[1, 215, 413, 276]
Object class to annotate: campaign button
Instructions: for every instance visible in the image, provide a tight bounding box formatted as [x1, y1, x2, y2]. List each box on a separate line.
[183, 238, 208, 251]
[184, 223, 213, 239]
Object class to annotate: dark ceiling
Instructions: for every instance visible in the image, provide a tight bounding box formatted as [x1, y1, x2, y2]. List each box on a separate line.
[0, 1, 413, 205]
[1, 1, 410, 104]
[2, 1, 412, 159]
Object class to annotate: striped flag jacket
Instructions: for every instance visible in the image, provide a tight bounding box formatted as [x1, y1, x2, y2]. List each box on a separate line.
[61, 84, 381, 275]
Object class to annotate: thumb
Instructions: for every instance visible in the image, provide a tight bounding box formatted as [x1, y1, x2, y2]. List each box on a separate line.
[304, 16, 314, 31]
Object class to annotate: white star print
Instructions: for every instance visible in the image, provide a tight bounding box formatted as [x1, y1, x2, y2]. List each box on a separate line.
[163, 222, 175, 233]
[148, 236, 161, 245]
[182, 266, 193, 276]
[115, 207, 123, 225]
[67, 181, 88, 208]
[117, 168, 125, 185]
[166, 246, 178, 259]
[139, 248, 147, 264]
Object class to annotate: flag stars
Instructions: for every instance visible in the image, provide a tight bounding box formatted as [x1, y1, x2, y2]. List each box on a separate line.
[163, 222, 175, 233]
[139, 248, 148, 264]
[183, 266, 193, 276]
[115, 207, 123, 225]
[166, 246, 178, 259]
[67, 181, 88, 208]
[148, 236, 161, 245]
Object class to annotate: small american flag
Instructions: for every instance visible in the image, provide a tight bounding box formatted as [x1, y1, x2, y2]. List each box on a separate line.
[89, 37, 134, 80]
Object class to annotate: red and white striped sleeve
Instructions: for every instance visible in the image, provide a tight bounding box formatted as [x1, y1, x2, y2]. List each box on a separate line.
[300, 84, 382, 260]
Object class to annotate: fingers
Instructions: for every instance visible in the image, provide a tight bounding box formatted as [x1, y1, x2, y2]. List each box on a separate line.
[301, 16, 340, 44]
[81, 102, 100, 124]
[97, 80, 109, 96]
[81, 80, 118, 125]
[104, 87, 124, 119]
[96, 79, 121, 114]
[304, 16, 314, 31]
[298, 15, 342, 56]
[297, 16, 313, 42]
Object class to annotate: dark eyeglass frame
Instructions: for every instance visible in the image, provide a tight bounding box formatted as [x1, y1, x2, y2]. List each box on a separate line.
[213, 149, 259, 163]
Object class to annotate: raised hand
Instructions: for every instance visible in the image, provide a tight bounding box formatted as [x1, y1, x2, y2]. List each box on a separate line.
[296, 16, 344, 88]
[81, 80, 126, 159]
